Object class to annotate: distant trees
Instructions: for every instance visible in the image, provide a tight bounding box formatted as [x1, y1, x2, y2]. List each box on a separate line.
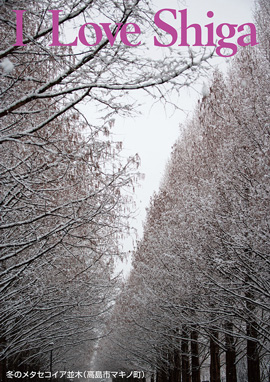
[0, 0, 212, 378]
[96, 1, 270, 381]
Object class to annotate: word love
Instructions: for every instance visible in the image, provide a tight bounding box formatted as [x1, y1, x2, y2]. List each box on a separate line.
[13, 9, 258, 57]
[13, 10, 141, 48]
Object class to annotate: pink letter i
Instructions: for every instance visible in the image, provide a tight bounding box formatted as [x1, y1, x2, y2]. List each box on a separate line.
[13, 10, 27, 46]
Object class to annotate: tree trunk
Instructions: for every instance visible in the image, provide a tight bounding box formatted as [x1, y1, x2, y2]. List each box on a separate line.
[172, 347, 181, 382]
[190, 328, 200, 382]
[181, 325, 190, 382]
[168, 347, 174, 382]
[210, 330, 220, 382]
[157, 367, 168, 382]
[0, 358, 7, 382]
[157, 350, 169, 382]
[245, 270, 260, 382]
[225, 322, 237, 382]
[246, 319, 260, 382]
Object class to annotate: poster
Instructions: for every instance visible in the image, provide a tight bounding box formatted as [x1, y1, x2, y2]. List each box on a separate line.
[0, 0, 269, 381]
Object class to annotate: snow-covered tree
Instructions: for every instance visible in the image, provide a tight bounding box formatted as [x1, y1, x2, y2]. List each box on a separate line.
[96, 2, 270, 381]
[0, 0, 214, 378]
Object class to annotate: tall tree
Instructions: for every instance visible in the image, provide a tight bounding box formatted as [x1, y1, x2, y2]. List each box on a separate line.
[96, 2, 270, 380]
[0, 0, 212, 376]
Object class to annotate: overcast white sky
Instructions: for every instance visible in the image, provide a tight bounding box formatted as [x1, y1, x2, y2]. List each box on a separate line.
[110, 0, 256, 275]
